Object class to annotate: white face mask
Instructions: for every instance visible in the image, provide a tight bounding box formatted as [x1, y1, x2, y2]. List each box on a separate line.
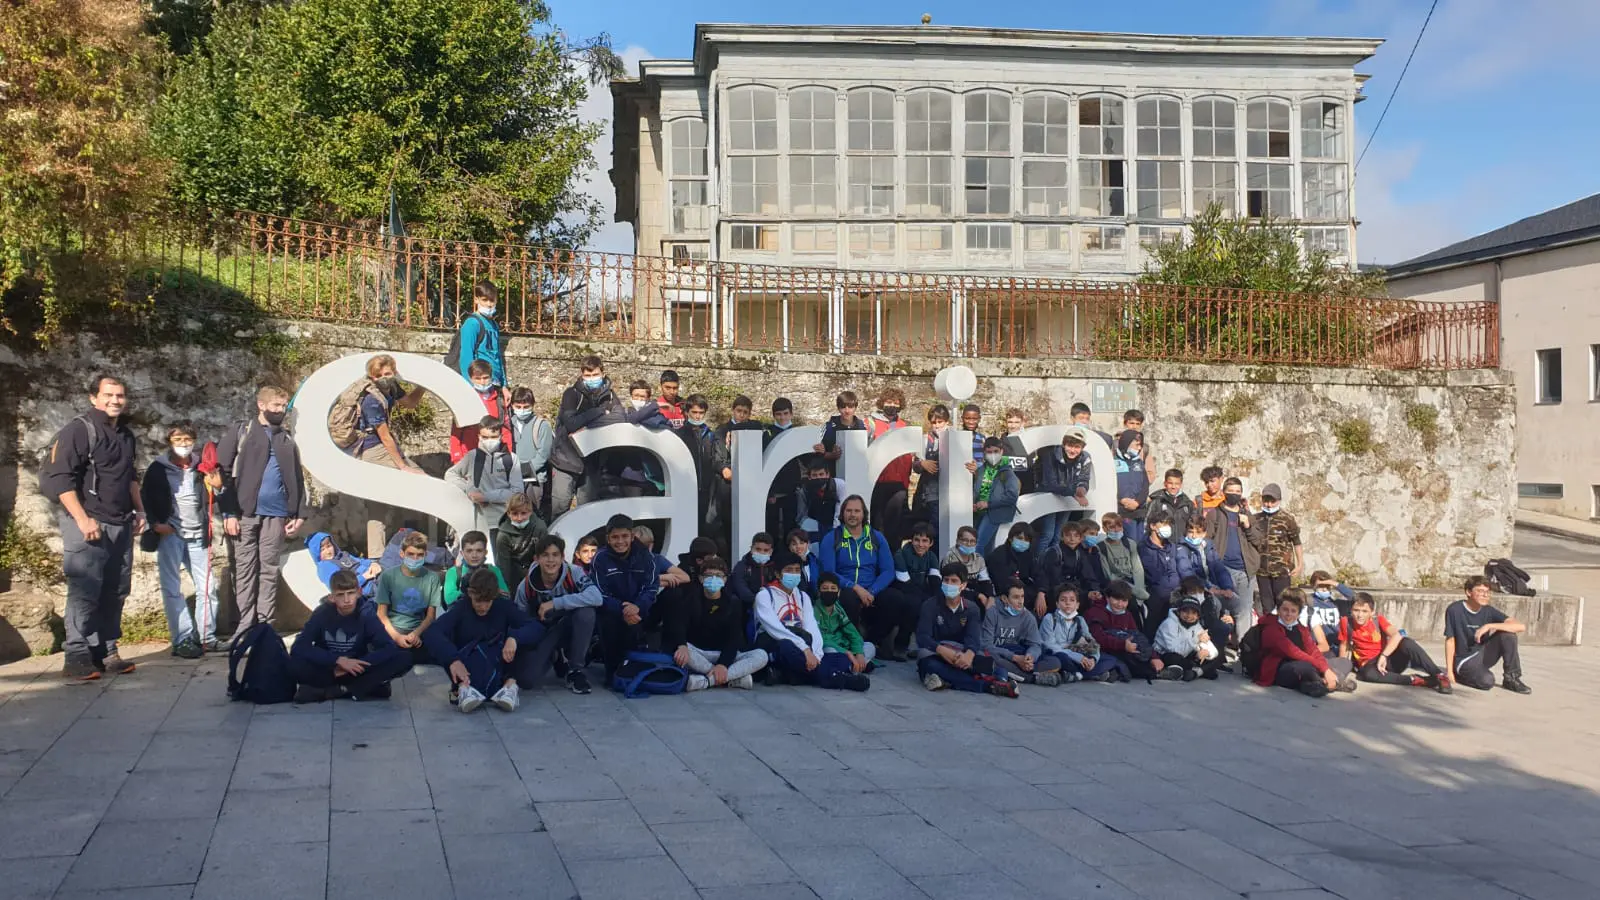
[984, 453, 1003, 466]
[479, 304, 497, 316]
[171, 445, 193, 459]
[480, 439, 501, 453]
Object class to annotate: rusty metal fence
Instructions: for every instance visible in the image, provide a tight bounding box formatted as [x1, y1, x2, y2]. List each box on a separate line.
[23, 210, 1500, 370]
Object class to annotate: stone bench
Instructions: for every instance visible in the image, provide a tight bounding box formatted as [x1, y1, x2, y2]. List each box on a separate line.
[1361, 589, 1584, 646]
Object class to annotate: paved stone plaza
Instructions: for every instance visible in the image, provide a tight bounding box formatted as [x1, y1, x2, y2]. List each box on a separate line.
[2, 616, 1598, 900]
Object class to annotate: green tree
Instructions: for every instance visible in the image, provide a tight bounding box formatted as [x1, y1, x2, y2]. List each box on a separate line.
[0, 0, 169, 340]
[154, 0, 612, 244]
[1140, 203, 1386, 296]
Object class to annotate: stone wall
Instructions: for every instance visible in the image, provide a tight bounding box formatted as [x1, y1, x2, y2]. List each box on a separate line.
[0, 322, 1516, 655]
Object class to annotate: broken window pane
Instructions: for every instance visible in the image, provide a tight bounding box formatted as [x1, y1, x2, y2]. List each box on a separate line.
[1077, 159, 1125, 217]
[1301, 100, 1344, 161]
[1301, 162, 1347, 220]
[1246, 99, 1290, 159]
[964, 157, 1011, 216]
[1079, 96, 1125, 156]
[1245, 162, 1291, 218]
[670, 181, 709, 233]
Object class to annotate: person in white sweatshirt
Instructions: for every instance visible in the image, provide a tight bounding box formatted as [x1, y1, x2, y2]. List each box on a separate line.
[754, 555, 864, 689]
[1153, 594, 1221, 682]
[446, 415, 524, 536]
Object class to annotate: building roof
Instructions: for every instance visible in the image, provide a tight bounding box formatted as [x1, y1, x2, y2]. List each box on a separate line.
[1386, 192, 1600, 277]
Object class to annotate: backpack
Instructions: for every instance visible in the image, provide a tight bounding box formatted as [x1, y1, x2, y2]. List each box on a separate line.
[329, 380, 387, 451]
[444, 312, 492, 373]
[1238, 622, 1265, 680]
[226, 622, 297, 704]
[1484, 558, 1536, 597]
[40, 416, 100, 499]
[610, 649, 687, 698]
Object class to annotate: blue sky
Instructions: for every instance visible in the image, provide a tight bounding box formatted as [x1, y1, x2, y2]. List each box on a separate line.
[560, 0, 1600, 265]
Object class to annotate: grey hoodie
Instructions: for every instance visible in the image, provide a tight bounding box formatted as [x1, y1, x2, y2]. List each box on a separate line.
[981, 603, 1044, 662]
[1097, 535, 1149, 602]
[1040, 610, 1099, 665]
[446, 446, 524, 532]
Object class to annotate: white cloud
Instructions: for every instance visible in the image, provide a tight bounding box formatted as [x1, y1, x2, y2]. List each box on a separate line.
[577, 44, 652, 254]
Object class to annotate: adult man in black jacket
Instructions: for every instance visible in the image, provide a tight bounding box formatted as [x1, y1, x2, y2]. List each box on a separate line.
[216, 385, 305, 635]
[549, 355, 622, 517]
[41, 375, 148, 680]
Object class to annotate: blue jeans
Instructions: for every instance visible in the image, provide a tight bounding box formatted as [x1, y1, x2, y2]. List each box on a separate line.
[769, 640, 854, 688]
[1046, 651, 1123, 680]
[157, 533, 217, 646]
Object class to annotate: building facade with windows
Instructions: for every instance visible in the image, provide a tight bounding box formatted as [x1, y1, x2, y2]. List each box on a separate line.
[1387, 193, 1600, 522]
[608, 23, 1377, 351]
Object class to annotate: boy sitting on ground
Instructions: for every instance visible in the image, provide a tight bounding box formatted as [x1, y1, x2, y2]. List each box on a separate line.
[494, 493, 548, 589]
[983, 580, 1063, 686]
[1339, 592, 1451, 693]
[422, 568, 543, 713]
[289, 570, 410, 703]
[1040, 583, 1121, 682]
[1443, 576, 1531, 694]
[815, 573, 874, 677]
[1253, 589, 1356, 698]
[1086, 580, 1160, 681]
[754, 556, 869, 690]
[376, 531, 444, 662]
[915, 563, 1017, 697]
[1153, 594, 1222, 681]
[665, 555, 770, 691]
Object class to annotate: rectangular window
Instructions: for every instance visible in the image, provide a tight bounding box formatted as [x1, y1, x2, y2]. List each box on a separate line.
[1591, 344, 1600, 401]
[1135, 98, 1181, 157]
[1518, 483, 1564, 499]
[670, 181, 710, 233]
[1192, 161, 1237, 215]
[1302, 227, 1350, 260]
[1022, 94, 1071, 155]
[1138, 226, 1181, 248]
[847, 89, 896, 152]
[1302, 163, 1348, 220]
[1192, 99, 1236, 158]
[1077, 160, 1125, 217]
[1135, 160, 1182, 219]
[1081, 225, 1125, 252]
[1246, 100, 1290, 158]
[1024, 224, 1067, 252]
[665, 242, 709, 265]
[792, 224, 837, 254]
[1536, 348, 1562, 404]
[729, 156, 778, 214]
[670, 120, 709, 176]
[730, 224, 777, 251]
[965, 223, 1012, 251]
[728, 87, 778, 151]
[1021, 160, 1069, 216]
[1246, 162, 1291, 218]
[847, 224, 895, 257]
[964, 157, 1011, 216]
[964, 92, 1011, 153]
[847, 157, 895, 215]
[905, 224, 952, 252]
[788, 87, 836, 152]
[906, 91, 952, 152]
[905, 156, 953, 215]
[1301, 100, 1344, 161]
[788, 156, 837, 215]
[1078, 97, 1125, 155]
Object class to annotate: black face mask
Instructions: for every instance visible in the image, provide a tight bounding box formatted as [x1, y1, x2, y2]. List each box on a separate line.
[1224, 494, 1243, 507]
[881, 407, 900, 421]
[263, 409, 287, 427]
[819, 591, 839, 607]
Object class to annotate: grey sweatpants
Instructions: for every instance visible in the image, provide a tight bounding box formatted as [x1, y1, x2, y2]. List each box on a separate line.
[233, 515, 287, 632]
[58, 512, 133, 665]
[683, 644, 769, 682]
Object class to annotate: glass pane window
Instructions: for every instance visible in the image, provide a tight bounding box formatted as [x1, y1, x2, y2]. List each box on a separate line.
[906, 224, 952, 252]
[1301, 227, 1349, 259]
[1246, 99, 1290, 158]
[1081, 225, 1125, 252]
[847, 88, 895, 152]
[1021, 160, 1069, 216]
[1136, 160, 1183, 219]
[1191, 161, 1237, 215]
[905, 156, 953, 215]
[1024, 224, 1067, 252]
[1078, 96, 1125, 156]
[1536, 348, 1562, 404]
[1139, 225, 1182, 248]
[730, 224, 778, 251]
[788, 87, 836, 152]
[728, 86, 778, 151]
[729, 156, 778, 214]
[789, 156, 837, 215]
[848, 224, 895, 256]
[1076, 159, 1125, 217]
[848, 156, 895, 215]
[1022, 94, 1070, 155]
[669, 119, 708, 176]
[1246, 162, 1291, 218]
[1192, 99, 1236, 158]
[964, 157, 1011, 215]
[906, 90, 952, 152]
[792, 224, 837, 253]
[1301, 163, 1348, 220]
[1301, 100, 1344, 161]
[965, 223, 1012, 251]
[964, 91, 1011, 153]
[1136, 97, 1181, 157]
[670, 181, 709, 233]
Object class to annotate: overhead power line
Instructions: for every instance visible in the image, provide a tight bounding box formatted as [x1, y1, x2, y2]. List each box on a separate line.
[1356, 0, 1439, 172]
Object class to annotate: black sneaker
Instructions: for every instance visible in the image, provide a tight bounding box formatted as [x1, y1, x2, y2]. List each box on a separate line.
[842, 673, 871, 692]
[552, 651, 570, 680]
[1157, 666, 1184, 681]
[171, 640, 203, 660]
[62, 655, 101, 683]
[1181, 667, 1200, 683]
[567, 670, 592, 695]
[367, 682, 393, 700]
[1088, 670, 1118, 683]
[294, 685, 326, 704]
[448, 686, 460, 706]
[1502, 675, 1532, 695]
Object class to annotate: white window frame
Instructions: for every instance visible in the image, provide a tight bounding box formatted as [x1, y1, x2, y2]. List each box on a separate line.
[847, 87, 896, 152]
[1024, 224, 1069, 252]
[1078, 95, 1126, 218]
[905, 224, 953, 252]
[1021, 160, 1070, 216]
[1246, 98, 1291, 160]
[1082, 224, 1126, 253]
[847, 223, 896, 257]
[964, 156, 1011, 217]
[727, 86, 778, 152]
[729, 156, 778, 215]
[1246, 162, 1291, 219]
[791, 224, 838, 254]
[788, 86, 836, 152]
[1535, 347, 1563, 404]
[1590, 343, 1600, 402]
[906, 89, 953, 153]
[847, 156, 895, 216]
[1301, 162, 1348, 221]
[788, 155, 837, 215]
[668, 118, 709, 234]
[1301, 99, 1345, 161]
[729, 223, 778, 252]
[965, 222, 1012, 251]
[1191, 97, 1238, 216]
[905, 156, 953, 215]
[964, 90, 1011, 154]
[1022, 93, 1071, 156]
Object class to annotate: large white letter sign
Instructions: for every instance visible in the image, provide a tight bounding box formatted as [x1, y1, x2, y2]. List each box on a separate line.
[547, 423, 698, 560]
[835, 426, 923, 515]
[282, 352, 491, 610]
[730, 426, 823, 556]
[937, 427, 975, 546]
[1005, 425, 1118, 548]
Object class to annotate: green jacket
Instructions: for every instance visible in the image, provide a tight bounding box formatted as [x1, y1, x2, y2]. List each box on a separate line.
[443, 563, 509, 608]
[813, 601, 864, 655]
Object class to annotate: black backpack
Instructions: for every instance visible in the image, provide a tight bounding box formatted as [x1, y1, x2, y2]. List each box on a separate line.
[1484, 559, 1536, 597]
[227, 622, 297, 704]
[1238, 622, 1265, 680]
[444, 312, 491, 373]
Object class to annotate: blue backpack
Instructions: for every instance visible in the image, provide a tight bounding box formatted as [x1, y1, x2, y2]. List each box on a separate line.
[610, 650, 687, 698]
[227, 622, 297, 705]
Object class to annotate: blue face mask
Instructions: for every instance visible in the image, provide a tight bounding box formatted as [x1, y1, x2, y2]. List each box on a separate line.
[1001, 603, 1020, 616]
[1106, 531, 1124, 542]
[957, 543, 977, 556]
[402, 558, 425, 572]
[702, 576, 725, 594]
[780, 572, 802, 590]
[1157, 525, 1173, 540]
[1185, 536, 1205, 548]
[772, 421, 791, 431]
[687, 417, 705, 427]
[1083, 534, 1103, 548]
[1011, 539, 1031, 554]
[941, 583, 962, 598]
[1313, 589, 1333, 600]
[751, 551, 771, 565]
[582, 376, 604, 390]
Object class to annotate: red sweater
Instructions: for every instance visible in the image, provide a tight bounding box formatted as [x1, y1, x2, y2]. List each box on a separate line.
[449, 390, 513, 464]
[1254, 618, 1329, 686]
[1086, 605, 1143, 655]
[869, 417, 914, 485]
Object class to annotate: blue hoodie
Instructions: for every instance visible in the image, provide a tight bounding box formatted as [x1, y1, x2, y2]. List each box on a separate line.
[292, 603, 400, 668]
[819, 525, 895, 596]
[590, 541, 661, 616]
[1138, 533, 1181, 604]
[307, 532, 378, 599]
[1173, 540, 1235, 594]
[455, 311, 505, 386]
[422, 595, 543, 663]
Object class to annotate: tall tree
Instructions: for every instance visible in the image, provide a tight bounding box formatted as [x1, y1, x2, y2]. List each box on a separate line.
[1141, 203, 1385, 296]
[154, 0, 612, 245]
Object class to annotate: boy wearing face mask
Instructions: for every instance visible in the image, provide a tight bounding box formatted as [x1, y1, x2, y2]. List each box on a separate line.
[916, 564, 1016, 697]
[1203, 477, 1259, 632]
[1041, 521, 1106, 611]
[730, 533, 783, 627]
[983, 580, 1063, 686]
[983, 522, 1044, 614]
[940, 526, 995, 606]
[452, 279, 506, 387]
[507, 387, 554, 516]
[798, 457, 847, 543]
[973, 436, 1020, 552]
[910, 404, 951, 545]
[1086, 580, 1160, 680]
[678, 394, 730, 539]
[141, 424, 217, 657]
[1137, 512, 1181, 636]
[667, 556, 770, 691]
[1112, 431, 1150, 541]
[494, 493, 549, 589]
[1300, 570, 1354, 651]
[786, 530, 821, 597]
[1249, 483, 1303, 617]
[218, 384, 307, 636]
[765, 399, 803, 538]
[1039, 432, 1094, 550]
[1041, 584, 1122, 682]
[1096, 514, 1148, 609]
[613, 380, 671, 500]
[813, 573, 874, 686]
[551, 355, 621, 515]
[1173, 519, 1235, 623]
[446, 416, 524, 536]
[873, 524, 940, 662]
[755, 557, 864, 690]
[449, 360, 512, 464]
[376, 531, 444, 663]
[866, 388, 914, 547]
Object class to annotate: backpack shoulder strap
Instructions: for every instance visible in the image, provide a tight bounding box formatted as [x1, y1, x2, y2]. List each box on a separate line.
[73, 416, 100, 497]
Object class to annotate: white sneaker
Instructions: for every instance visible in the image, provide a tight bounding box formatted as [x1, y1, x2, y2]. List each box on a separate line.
[490, 683, 520, 711]
[729, 674, 754, 690]
[685, 674, 710, 692]
[458, 685, 486, 713]
[922, 673, 946, 691]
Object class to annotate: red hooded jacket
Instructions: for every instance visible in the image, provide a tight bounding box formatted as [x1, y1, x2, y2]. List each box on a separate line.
[1254, 617, 1330, 687]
